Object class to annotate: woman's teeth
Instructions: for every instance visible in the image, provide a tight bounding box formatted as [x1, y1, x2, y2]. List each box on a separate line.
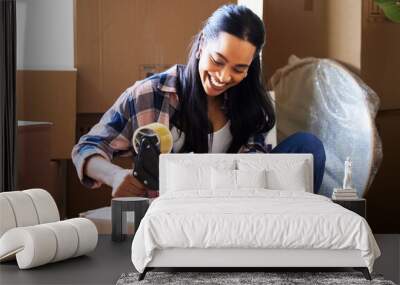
[209, 75, 225, 89]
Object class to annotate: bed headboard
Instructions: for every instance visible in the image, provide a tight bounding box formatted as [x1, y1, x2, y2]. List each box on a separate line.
[159, 153, 314, 195]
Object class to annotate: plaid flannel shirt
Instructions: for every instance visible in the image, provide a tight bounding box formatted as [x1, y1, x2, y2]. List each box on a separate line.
[71, 65, 270, 188]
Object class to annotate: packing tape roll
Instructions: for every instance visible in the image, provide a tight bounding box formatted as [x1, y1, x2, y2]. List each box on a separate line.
[132, 123, 173, 154]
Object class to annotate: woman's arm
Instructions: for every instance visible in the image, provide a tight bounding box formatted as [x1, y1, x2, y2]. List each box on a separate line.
[72, 86, 152, 196]
[72, 80, 167, 197]
[71, 90, 135, 189]
[72, 73, 173, 197]
[84, 155, 147, 197]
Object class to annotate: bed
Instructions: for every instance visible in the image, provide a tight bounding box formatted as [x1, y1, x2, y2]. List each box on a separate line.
[131, 154, 380, 280]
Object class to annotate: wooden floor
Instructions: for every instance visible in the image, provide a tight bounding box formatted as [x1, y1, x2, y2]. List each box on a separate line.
[0, 235, 398, 284]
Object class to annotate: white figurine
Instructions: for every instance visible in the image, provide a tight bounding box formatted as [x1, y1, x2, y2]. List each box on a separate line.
[342, 157, 353, 190]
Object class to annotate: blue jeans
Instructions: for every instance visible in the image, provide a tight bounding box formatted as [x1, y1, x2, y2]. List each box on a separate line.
[271, 132, 326, 193]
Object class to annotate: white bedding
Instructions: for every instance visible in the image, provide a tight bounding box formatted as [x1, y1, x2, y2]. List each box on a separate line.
[131, 190, 380, 273]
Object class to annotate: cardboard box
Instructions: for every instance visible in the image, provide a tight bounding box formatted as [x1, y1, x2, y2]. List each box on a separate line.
[17, 121, 53, 192]
[75, 0, 235, 113]
[262, 0, 400, 233]
[262, 0, 400, 110]
[366, 110, 400, 233]
[79, 206, 135, 235]
[361, 0, 400, 110]
[262, 0, 362, 82]
[16, 70, 77, 159]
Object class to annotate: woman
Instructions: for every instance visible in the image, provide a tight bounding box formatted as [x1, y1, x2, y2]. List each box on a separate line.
[72, 4, 325, 197]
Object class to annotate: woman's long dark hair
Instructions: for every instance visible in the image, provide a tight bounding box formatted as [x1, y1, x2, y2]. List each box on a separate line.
[174, 4, 275, 153]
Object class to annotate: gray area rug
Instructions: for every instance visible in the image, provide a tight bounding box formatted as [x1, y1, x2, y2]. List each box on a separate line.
[117, 271, 396, 285]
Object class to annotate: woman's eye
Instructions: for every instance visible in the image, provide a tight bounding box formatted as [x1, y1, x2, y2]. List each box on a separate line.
[210, 56, 223, 66]
[233, 68, 245, 74]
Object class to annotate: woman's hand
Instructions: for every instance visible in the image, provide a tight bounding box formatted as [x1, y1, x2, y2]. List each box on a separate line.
[84, 155, 153, 197]
[111, 169, 150, 197]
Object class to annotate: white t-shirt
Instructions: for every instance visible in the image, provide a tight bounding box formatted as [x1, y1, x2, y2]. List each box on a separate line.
[171, 121, 233, 153]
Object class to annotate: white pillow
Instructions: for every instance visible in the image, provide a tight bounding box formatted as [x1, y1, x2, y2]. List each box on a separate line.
[211, 168, 236, 190]
[166, 158, 236, 170]
[236, 169, 267, 189]
[265, 162, 308, 191]
[167, 162, 212, 191]
[211, 169, 267, 190]
[238, 158, 311, 192]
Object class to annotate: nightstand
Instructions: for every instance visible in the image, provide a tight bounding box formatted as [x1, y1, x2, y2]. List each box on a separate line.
[332, 198, 366, 219]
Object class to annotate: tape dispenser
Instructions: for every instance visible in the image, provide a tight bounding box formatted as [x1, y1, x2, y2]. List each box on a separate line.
[132, 123, 173, 191]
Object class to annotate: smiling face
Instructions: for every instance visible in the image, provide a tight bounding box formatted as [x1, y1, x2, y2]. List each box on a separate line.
[198, 32, 257, 97]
